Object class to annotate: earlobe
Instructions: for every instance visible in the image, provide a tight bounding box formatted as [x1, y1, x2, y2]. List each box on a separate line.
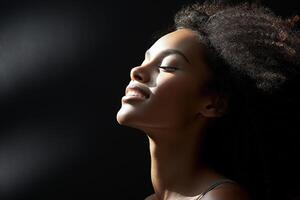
[198, 95, 229, 118]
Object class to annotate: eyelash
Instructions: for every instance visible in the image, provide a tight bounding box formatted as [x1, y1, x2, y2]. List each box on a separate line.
[158, 66, 178, 72]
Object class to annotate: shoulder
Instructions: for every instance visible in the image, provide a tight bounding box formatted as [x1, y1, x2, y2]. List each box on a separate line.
[201, 183, 251, 200]
[144, 194, 156, 200]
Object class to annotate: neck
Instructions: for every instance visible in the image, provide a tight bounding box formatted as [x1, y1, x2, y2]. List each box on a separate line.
[146, 122, 212, 200]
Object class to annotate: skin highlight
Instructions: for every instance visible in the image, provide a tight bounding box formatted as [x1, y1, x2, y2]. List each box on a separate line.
[116, 1, 300, 199]
[116, 29, 248, 200]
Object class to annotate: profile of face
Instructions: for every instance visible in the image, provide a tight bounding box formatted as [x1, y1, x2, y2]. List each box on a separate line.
[116, 28, 224, 135]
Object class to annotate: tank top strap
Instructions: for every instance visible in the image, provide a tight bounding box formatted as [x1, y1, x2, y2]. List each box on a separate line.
[196, 179, 236, 200]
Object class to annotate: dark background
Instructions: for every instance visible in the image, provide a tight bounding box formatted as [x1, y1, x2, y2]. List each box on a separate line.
[0, 0, 298, 199]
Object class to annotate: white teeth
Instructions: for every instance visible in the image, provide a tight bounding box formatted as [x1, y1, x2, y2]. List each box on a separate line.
[126, 90, 146, 98]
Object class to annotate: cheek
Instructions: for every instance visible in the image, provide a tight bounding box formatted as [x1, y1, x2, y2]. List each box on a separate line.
[153, 74, 200, 114]
[165, 72, 199, 94]
[116, 73, 205, 130]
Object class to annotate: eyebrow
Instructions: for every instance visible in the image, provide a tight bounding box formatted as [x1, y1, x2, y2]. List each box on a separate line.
[145, 49, 191, 64]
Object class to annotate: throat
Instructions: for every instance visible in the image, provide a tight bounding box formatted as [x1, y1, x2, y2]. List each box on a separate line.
[148, 136, 205, 199]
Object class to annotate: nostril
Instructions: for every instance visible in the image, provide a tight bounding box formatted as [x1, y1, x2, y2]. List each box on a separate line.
[130, 65, 151, 83]
[135, 74, 143, 81]
[131, 67, 145, 82]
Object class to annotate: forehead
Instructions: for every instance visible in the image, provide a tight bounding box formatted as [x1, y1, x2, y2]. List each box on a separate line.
[148, 28, 204, 62]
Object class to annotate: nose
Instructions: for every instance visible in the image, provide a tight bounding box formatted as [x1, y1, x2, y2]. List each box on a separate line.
[130, 65, 150, 83]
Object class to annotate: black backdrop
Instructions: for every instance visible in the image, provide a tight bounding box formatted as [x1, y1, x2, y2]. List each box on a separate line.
[0, 0, 298, 199]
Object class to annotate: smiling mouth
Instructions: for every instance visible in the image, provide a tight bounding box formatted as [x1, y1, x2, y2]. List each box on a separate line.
[126, 90, 148, 98]
[125, 88, 150, 99]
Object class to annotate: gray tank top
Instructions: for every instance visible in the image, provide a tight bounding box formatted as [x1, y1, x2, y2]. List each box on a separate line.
[196, 179, 236, 200]
[144, 179, 236, 200]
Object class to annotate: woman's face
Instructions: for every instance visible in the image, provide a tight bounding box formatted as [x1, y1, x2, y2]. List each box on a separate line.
[116, 28, 214, 133]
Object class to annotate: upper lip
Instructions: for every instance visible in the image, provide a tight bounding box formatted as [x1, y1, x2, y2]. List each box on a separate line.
[125, 83, 151, 98]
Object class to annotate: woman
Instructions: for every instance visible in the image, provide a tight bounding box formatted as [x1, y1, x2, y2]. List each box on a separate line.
[116, 1, 300, 200]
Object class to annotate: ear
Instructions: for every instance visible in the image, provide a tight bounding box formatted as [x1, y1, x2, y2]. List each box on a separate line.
[197, 94, 229, 118]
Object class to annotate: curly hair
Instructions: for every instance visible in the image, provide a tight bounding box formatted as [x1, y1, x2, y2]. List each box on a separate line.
[172, 1, 300, 200]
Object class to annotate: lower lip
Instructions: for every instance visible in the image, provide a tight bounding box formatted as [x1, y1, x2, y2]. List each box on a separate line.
[122, 95, 148, 102]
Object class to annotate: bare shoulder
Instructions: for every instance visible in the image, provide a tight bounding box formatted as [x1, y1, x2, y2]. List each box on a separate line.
[201, 183, 251, 200]
[144, 193, 156, 200]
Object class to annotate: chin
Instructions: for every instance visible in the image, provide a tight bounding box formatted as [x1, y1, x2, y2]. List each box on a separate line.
[116, 110, 127, 125]
[116, 107, 137, 127]
[116, 109, 149, 133]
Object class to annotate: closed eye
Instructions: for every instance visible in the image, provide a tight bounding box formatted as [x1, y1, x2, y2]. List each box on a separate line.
[158, 66, 178, 72]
